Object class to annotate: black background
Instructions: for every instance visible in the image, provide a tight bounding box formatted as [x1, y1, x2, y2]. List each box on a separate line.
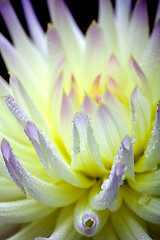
[0, 0, 159, 81]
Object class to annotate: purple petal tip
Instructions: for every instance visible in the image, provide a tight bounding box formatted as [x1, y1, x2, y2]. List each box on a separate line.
[1, 139, 10, 160]
[24, 121, 39, 143]
[82, 212, 99, 236]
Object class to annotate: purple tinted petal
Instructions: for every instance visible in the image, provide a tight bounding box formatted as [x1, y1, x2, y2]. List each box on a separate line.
[25, 121, 39, 143]
[21, 0, 46, 55]
[1, 139, 26, 195]
[81, 212, 99, 237]
[4, 95, 30, 127]
[114, 135, 135, 180]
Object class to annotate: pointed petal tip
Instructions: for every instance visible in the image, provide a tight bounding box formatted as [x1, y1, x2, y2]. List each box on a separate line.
[24, 121, 39, 143]
[1, 139, 10, 160]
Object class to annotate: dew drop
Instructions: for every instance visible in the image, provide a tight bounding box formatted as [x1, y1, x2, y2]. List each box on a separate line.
[138, 194, 151, 206]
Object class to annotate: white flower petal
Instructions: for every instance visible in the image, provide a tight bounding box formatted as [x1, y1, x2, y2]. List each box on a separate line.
[98, 0, 117, 54]
[129, 0, 149, 61]
[21, 0, 47, 55]
[0, 0, 48, 86]
[0, 176, 24, 201]
[130, 87, 151, 154]
[111, 204, 153, 240]
[94, 103, 129, 164]
[124, 187, 160, 225]
[25, 121, 94, 188]
[10, 75, 50, 135]
[47, 0, 84, 80]
[84, 22, 107, 90]
[128, 170, 160, 195]
[71, 112, 106, 177]
[7, 212, 58, 240]
[135, 101, 160, 172]
[0, 199, 54, 223]
[1, 139, 84, 207]
[0, 76, 11, 96]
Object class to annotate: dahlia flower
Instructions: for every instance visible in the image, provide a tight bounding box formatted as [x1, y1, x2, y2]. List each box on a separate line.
[0, 0, 160, 239]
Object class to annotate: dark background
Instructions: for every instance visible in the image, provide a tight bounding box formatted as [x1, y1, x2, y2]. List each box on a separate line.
[0, 0, 159, 81]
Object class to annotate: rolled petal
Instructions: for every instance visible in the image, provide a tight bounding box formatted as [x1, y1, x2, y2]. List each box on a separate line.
[124, 187, 160, 225]
[128, 170, 160, 195]
[4, 95, 30, 128]
[74, 193, 109, 237]
[135, 101, 160, 172]
[21, 0, 47, 55]
[49, 205, 81, 240]
[1, 139, 84, 207]
[10, 75, 50, 135]
[0, 34, 43, 98]
[6, 212, 58, 240]
[111, 204, 153, 240]
[130, 87, 151, 154]
[25, 121, 94, 188]
[129, 0, 149, 61]
[1, 139, 26, 195]
[0, 0, 48, 85]
[0, 176, 24, 201]
[94, 103, 129, 164]
[0, 199, 54, 223]
[89, 163, 125, 210]
[71, 112, 106, 177]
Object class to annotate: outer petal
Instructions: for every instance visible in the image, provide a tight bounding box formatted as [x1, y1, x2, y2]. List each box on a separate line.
[124, 187, 160, 225]
[111, 204, 153, 240]
[21, 0, 47, 55]
[49, 205, 81, 240]
[71, 112, 106, 177]
[135, 101, 160, 172]
[1, 139, 84, 207]
[6, 212, 58, 240]
[0, 199, 54, 223]
[0, 0, 48, 87]
[98, 0, 117, 54]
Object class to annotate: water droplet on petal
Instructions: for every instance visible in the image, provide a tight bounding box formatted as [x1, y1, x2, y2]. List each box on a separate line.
[138, 194, 151, 206]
